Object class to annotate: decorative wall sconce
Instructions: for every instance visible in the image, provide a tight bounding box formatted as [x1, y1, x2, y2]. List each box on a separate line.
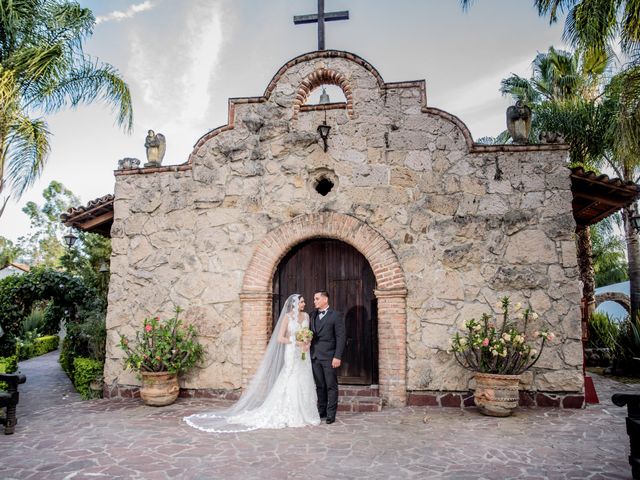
[317, 121, 331, 152]
[63, 229, 77, 249]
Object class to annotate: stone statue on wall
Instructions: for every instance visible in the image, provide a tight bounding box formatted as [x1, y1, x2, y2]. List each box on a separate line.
[506, 101, 532, 144]
[117, 157, 141, 170]
[539, 131, 565, 144]
[144, 130, 166, 167]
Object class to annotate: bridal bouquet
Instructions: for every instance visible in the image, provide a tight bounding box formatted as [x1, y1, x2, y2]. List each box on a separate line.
[296, 328, 313, 360]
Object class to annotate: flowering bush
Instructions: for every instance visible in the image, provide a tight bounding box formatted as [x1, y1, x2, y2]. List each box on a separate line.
[449, 296, 554, 375]
[119, 307, 204, 375]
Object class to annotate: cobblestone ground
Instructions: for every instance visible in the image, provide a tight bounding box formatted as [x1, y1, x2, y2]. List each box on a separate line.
[1, 350, 639, 479]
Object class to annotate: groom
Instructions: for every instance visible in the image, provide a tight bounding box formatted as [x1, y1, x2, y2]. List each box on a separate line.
[311, 290, 346, 424]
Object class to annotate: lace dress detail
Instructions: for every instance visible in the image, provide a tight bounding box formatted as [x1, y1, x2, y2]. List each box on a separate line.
[226, 313, 320, 430]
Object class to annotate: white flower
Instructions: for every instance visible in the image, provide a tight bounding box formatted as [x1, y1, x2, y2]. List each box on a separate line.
[459, 338, 467, 346]
[514, 302, 522, 311]
[473, 324, 482, 332]
[502, 333, 510, 342]
[530, 349, 537, 358]
[517, 311, 524, 319]
[491, 349, 499, 356]
[532, 312, 539, 320]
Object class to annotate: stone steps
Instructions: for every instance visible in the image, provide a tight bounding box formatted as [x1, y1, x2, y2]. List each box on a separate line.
[338, 385, 383, 412]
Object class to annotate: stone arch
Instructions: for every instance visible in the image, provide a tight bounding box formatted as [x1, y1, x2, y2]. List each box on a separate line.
[292, 68, 354, 118]
[595, 292, 631, 313]
[240, 212, 408, 406]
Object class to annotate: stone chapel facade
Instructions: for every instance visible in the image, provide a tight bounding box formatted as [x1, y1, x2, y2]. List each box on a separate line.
[105, 51, 584, 407]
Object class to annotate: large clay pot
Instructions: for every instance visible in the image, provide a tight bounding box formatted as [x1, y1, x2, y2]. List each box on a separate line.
[140, 372, 179, 406]
[473, 373, 521, 417]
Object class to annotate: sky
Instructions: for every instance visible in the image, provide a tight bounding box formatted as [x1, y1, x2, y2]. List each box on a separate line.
[0, 0, 569, 243]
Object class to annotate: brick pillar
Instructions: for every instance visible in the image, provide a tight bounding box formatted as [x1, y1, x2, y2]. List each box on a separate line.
[239, 291, 273, 388]
[375, 288, 407, 407]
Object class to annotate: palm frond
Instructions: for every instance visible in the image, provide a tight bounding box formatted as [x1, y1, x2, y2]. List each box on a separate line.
[35, 59, 133, 131]
[564, 0, 619, 56]
[536, 0, 578, 23]
[4, 113, 50, 196]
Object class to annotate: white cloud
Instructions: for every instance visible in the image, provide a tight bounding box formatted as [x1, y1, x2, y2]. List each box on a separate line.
[131, 5, 225, 112]
[96, 1, 156, 25]
[432, 56, 535, 139]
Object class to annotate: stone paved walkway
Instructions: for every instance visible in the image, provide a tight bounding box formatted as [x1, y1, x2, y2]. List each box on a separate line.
[1, 350, 639, 479]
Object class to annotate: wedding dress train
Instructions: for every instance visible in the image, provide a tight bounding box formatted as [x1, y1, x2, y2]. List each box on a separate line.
[184, 295, 320, 433]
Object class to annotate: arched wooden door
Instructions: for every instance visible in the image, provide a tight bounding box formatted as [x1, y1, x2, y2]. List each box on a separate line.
[272, 239, 378, 385]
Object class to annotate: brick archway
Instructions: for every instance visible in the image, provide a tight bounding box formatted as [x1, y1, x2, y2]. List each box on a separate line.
[292, 68, 354, 119]
[595, 292, 631, 313]
[240, 212, 407, 407]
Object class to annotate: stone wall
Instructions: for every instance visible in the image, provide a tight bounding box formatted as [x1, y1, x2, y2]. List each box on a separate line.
[105, 51, 582, 403]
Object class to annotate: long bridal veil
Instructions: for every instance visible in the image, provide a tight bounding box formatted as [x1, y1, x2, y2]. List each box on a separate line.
[184, 294, 301, 433]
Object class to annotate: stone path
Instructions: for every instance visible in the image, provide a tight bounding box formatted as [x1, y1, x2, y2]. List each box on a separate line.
[1, 350, 639, 479]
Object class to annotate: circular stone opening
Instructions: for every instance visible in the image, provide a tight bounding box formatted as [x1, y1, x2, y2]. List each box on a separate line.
[315, 177, 334, 196]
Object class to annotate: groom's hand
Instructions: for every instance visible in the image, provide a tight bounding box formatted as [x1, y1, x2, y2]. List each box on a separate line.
[331, 358, 341, 368]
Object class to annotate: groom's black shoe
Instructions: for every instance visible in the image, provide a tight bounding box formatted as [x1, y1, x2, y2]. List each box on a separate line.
[326, 417, 335, 424]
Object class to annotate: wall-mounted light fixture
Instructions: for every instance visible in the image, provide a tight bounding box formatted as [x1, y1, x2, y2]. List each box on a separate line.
[63, 228, 77, 249]
[317, 121, 331, 152]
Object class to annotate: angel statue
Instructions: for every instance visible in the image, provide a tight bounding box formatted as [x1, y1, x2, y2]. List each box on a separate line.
[506, 101, 532, 144]
[144, 130, 166, 167]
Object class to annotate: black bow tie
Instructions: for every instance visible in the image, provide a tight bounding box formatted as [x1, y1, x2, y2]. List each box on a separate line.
[319, 310, 327, 315]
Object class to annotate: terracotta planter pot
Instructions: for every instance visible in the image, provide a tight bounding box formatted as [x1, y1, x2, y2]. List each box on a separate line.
[473, 372, 521, 417]
[140, 372, 179, 406]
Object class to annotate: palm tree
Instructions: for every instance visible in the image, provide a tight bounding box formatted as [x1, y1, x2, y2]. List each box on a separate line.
[0, 0, 133, 216]
[499, 46, 617, 319]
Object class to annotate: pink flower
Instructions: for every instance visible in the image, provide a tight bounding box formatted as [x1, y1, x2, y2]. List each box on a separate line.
[482, 338, 489, 347]
[145, 324, 152, 332]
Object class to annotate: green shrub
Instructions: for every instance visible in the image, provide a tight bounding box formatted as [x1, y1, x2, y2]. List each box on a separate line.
[22, 307, 46, 335]
[0, 354, 18, 391]
[589, 312, 620, 351]
[59, 335, 79, 378]
[16, 330, 39, 360]
[614, 317, 640, 375]
[34, 335, 59, 356]
[73, 357, 104, 400]
[0, 267, 94, 356]
[0, 355, 18, 374]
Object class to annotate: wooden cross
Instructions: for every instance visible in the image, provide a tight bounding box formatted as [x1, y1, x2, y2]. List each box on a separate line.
[293, 0, 349, 50]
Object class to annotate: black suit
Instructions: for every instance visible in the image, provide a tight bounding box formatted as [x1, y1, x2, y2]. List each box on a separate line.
[310, 308, 346, 420]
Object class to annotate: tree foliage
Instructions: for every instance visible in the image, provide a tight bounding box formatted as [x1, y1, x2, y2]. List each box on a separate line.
[0, 266, 94, 356]
[0, 0, 133, 215]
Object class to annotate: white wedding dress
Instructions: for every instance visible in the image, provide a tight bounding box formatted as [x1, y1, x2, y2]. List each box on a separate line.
[184, 295, 320, 433]
[227, 313, 320, 429]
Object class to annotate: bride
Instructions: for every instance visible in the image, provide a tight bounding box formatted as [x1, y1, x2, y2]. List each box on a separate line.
[184, 294, 320, 432]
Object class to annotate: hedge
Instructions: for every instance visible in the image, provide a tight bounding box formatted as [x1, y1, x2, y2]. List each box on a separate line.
[0, 355, 18, 391]
[33, 335, 59, 357]
[73, 357, 104, 400]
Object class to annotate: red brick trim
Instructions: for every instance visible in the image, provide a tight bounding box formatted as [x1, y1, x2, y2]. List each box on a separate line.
[242, 212, 406, 292]
[292, 68, 354, 119]
[114, 164, 192, 176]
[182, 49, 569, 167]
[240, 212, 408, 406]
[406, 390, 585, 409]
